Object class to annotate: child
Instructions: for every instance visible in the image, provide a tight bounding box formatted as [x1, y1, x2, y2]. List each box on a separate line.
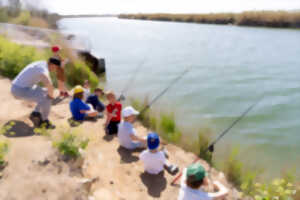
[86, 87, 105, 112]
[83, 80, 91, 101]
[105, 91, 122, 135]
[140, 133, 179, 175]
[178, 163, 228, 200]
[117, 106, 146, 148]
[70, 85, 98, 121]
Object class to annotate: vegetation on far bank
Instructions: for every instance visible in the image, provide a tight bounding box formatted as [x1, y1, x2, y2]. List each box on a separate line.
[119, 11, 300, 28]
[0, 36, 99, 89]
[0, 0, 60, 29]
[130, 98, 300, 200]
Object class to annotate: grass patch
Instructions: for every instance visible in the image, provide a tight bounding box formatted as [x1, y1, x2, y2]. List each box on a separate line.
[0, 140, 9, 168]
[53, 130, 89, 160]
[130, 98, 181, 143]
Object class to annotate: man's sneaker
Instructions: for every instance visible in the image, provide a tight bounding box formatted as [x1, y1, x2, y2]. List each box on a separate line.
[29, 112, 42, 127]
[165, 164, 179, 176]
[40, 120, 56, 130]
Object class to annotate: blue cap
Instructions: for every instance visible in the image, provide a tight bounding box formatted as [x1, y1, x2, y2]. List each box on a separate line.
[147, 133, 160, 150]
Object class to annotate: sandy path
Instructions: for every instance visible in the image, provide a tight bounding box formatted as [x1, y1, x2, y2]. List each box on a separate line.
[0, 77, 238, 200]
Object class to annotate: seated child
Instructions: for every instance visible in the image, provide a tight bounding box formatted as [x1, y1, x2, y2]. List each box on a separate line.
[83, 80, 91, 101]
[140, 133, 179, 175]
[70, 85, 98, 121]
[105, 91, 122, 135]
[178, 163, 228, 200]
[118, 106, 146, 149]
[86, 87, 105, 113]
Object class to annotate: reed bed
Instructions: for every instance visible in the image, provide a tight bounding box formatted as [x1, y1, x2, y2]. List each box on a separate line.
[119, 11, 300, 28]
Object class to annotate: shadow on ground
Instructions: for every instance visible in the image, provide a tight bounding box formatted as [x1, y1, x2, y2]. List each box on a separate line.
[117, 146, 144, 164]
[140, 171, 167, 198]
[2, 120, 34, 137]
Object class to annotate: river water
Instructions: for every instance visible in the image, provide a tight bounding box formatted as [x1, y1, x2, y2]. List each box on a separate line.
[59, 17, 300, 178]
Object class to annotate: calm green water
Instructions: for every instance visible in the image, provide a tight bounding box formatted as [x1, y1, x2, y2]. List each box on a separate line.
[59, 17, 300, 178]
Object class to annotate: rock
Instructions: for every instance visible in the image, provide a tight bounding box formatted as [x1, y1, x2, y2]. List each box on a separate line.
[38, 159, 50, 166]
[79, 177, 99, 192]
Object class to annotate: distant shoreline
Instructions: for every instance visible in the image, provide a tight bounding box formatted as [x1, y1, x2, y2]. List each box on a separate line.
[60, 14, 117, 18]
[119, 11, 300, 29]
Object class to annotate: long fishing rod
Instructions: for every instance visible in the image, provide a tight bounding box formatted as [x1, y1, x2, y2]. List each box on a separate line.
[171, 94, 264, 185]
[118, 57, 148, 101]
[139, 67, 191, 114]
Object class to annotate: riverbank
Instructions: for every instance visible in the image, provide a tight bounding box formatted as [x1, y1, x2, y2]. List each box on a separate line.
[119, 11, 300, 28]
[0, 77, 240, 199]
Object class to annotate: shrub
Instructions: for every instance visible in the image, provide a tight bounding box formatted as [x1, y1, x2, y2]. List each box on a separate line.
[0, 36, 47, 79]
[53, 131, 89, 159]
[0, 140, 9, 167]
[0, 36, 99, 88]
[65, 61, 99, 90]
[10, 10, 31, 26]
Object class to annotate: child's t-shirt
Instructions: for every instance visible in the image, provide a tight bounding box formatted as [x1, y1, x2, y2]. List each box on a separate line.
[106, 102, 122, 122]
[139, 150, 166, 175]
[70, 98, 91, 121]
[118, 121, 137, 149]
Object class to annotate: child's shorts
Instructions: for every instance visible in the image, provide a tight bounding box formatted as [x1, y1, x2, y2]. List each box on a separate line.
[106, 121, 120, 135]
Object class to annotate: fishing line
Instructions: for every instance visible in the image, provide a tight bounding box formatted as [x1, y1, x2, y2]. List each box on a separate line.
[118, 56, 148, 101]
[139, 67, 192, 114]
[171, 94, 264, 185]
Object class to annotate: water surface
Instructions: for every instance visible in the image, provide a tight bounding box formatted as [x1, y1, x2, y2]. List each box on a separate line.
[59, 17, 300, 178]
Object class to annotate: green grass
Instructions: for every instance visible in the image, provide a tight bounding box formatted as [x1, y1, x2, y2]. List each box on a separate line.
[53, 130, 89, 160]
[0, 140, 9, 167]
[0, 36, 99, 89]
[130, 98, 181, 143]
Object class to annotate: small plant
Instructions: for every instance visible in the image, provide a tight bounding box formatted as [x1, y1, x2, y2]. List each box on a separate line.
[53, 131, 89, 160]
[251, 178, 297, 200]
[0, 121, 16, 136]
[198, 130, 213, 166]
[159, 113, 181, 143]
[223, 147, 244, 188]
[0, 140, 9, 168]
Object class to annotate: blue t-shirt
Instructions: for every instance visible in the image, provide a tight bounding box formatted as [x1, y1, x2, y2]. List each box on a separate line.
[70, 98, 90, 121]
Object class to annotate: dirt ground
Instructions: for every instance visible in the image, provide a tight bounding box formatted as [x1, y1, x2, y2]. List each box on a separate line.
[0, 77, 240, 200]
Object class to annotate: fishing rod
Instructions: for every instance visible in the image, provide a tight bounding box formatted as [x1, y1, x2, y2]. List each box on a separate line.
[139, 67, 191, 114]
[118, 57, 148, 101]
[171, 94, 264, 185]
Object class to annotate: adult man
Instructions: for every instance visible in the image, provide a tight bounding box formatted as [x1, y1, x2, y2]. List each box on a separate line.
[11, 57, 62, 129]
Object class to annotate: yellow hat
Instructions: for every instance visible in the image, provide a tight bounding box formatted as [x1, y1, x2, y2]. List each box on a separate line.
[73, 85, 84, 95]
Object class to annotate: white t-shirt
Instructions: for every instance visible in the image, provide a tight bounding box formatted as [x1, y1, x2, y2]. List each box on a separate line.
[178, 169, 214, 200]
[12, 61, 50, 88]
[118, 121, 137, 149]
[83, 88, 90, 101]
[139, 150, 166, 175]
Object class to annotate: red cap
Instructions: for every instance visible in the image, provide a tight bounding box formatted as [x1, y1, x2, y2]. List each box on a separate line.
[51, 45, 60, 53]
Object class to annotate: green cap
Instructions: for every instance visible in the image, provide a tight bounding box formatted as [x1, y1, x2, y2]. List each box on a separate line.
[187, 163, 206, 181]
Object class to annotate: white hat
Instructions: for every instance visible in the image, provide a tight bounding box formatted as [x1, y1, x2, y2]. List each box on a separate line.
[122, 106, 140, 118]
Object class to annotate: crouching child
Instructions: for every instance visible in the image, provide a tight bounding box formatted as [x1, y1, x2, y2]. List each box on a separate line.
[178, 163, 228, 200]
[118, 106, 147, 149]
[70, 85, 98, 121]
[140, 133, 179, 175]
